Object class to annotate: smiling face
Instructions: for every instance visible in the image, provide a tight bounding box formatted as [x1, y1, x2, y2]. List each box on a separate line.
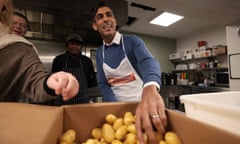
[92, 6, 117, 44]
[10, 14, 28, 36]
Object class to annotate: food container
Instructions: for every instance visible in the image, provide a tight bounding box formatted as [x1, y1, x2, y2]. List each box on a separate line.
[1, 102, 240, 144]
[180, 91, 240, 136]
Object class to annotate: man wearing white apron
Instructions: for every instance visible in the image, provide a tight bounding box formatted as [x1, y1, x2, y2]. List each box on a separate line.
[102, 36, 143, 102]
[92, 2, 167, 144]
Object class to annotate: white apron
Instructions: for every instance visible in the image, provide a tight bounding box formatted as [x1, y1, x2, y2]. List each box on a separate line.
[102, 37, 143, 101]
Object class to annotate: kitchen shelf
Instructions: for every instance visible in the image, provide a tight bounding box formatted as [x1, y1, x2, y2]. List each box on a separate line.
[171, 54, 227, 64]
[170, 52, 228, 87]
[174, 67, 228, 72]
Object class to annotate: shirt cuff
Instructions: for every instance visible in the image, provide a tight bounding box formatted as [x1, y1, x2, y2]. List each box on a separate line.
[143, 81, 160, 91]
[43, 76, 58, 96]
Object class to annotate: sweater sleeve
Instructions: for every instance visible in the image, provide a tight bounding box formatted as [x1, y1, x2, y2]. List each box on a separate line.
[126, 35, 162, 86]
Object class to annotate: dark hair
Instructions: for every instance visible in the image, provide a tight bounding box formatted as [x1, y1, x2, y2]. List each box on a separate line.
[13, 12, 29, 29]
[91, 1, 113, 23]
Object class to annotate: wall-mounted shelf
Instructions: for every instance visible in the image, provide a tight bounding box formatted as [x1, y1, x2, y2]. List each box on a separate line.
[171, 54, 227, 64]
[170, 53, 228, 86]
[174, 67, 228, 73]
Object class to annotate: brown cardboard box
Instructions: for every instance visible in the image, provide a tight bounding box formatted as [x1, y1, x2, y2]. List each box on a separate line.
[0, 103, 63, 144]
[64, 102, 240, 144]
[1, 102, 240, 144]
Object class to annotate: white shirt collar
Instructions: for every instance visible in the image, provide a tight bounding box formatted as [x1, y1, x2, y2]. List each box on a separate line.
[104, 31, 122, 46]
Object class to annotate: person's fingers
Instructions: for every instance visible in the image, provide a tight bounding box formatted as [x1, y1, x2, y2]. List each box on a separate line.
[136, 104, 158, 144]
[151, 113, 165, 134]
[61, 74, 79, 100]
[55, 75, 68, 95]
[158, 108, 167, 128]
[143, 115, 157, 144]
[47, 72, 79, 100]
[157, 98, 167, 128]
[135, 111, 145, 144]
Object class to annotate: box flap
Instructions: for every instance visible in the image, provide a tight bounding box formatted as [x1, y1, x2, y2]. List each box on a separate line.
[0, 103, 63, 144]
[167, 110, 240, 144]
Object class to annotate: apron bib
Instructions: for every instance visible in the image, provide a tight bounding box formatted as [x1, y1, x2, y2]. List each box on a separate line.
[54, 55, 88, 105]
[102, 37, 143, 101]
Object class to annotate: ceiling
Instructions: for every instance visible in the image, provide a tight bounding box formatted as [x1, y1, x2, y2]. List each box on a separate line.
[13, 0, 240, 42]
[122, 0, 240, 39]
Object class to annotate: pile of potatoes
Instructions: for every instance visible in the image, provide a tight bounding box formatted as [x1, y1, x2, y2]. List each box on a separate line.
[81, 111, 182, 144]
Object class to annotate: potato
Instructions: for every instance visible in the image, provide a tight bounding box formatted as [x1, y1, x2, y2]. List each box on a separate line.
[113, 118, 124, 130]
[125, 133, 137, 144]
[60, 129, 76, 143]
[123, 112, 135, 125]
[84, 138, 99, 144]
[91, 128, 102, 139]
[112, 139, 123, 144]
[127, 123, 136, 134]
[105, 113, 117, 124]
[102, 123, 115, 143]
[159, 140, 167, 144]
[115, 125, 128, 140]
[164, 131, 182, 144]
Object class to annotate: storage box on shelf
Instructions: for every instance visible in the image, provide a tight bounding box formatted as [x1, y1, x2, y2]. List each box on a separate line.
[1, 102, 240, 144]
[213, 45, 227, 55]
[180, 91, 240, 136]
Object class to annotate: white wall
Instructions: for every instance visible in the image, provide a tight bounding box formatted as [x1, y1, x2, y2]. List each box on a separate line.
[177, 26, 226, 53]
[121, 31, 176, 73]
[226, 24, 240, 91]
[137, 34, 176, 73]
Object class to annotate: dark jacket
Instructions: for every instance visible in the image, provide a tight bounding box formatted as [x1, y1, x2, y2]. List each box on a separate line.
[49, 51, 97, 105]
[52, 52, 97, 87]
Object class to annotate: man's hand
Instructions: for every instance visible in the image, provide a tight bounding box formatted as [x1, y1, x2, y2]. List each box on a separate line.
[135, 85, 167, 144]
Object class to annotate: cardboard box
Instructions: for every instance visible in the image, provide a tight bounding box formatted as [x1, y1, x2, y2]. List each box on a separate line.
[0, 103, 63, 144]
[1, 102, 240, 144]
[180, 91, 240, 136]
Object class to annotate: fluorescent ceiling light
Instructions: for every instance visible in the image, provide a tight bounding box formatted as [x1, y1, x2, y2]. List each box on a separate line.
[150, 12, 184, 27]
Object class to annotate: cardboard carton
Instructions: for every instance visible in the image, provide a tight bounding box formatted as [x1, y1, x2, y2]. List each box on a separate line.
[0, 103, 63, 144]
[0, 102, 240, 144]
